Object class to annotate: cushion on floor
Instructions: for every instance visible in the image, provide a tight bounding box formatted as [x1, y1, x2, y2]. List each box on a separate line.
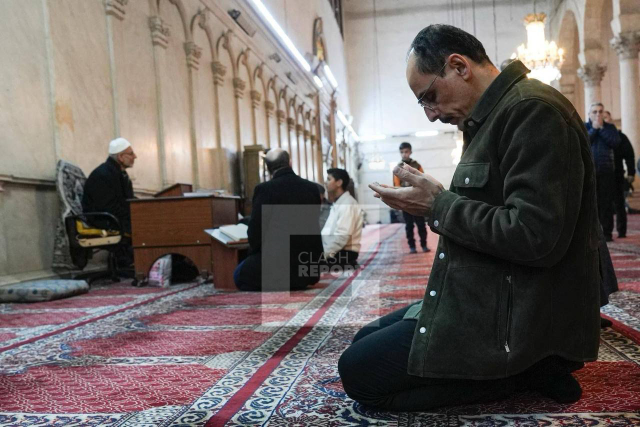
[0, 280, 89, 303]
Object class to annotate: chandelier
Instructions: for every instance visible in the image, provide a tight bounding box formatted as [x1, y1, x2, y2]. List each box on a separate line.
[511, 13, 565, 84]
[368, 149, 386, 170]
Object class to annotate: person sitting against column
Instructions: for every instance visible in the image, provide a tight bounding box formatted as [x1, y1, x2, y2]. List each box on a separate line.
[603, 110, 635, 238]
[339, 24, 601, 411]
[82, 137, 137, 267]
[394, 142, 430, 253]
[233, 148, 324, 291]
[586, 102, 621, 242]
[321, 168, 364, 270]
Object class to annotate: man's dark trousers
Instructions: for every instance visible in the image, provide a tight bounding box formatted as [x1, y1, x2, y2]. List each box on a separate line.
[338, 306, 583, 411]
[402, 211, 427, 249]
[614, 176, 628, 237]
[596, 172, 616, 239]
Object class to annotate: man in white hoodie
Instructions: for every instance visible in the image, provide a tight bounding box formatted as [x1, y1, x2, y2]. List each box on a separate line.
[321, 168, 364, 269]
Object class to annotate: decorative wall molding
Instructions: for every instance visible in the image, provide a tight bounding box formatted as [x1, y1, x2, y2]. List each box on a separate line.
[149, 16, 170, 48]
[184, 42, 202, 70]
[610, 32, 640, 60]
[250, 90, 262, 109]
[233, 77, 246, 99]
[104, 0, 128, 20]
[577, 63, 607, 87]
[265, 101, 275, 117]
[211, 61, 226, 86]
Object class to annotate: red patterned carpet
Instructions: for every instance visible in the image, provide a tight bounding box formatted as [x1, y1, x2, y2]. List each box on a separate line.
[0, 223, 639, 426]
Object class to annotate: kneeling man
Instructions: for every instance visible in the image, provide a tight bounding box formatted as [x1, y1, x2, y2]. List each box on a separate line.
[321, 168, 363, 271]
[339, 25, 600, 411]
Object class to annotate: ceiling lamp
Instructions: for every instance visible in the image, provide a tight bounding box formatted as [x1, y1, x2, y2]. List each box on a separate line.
[510, 13, 564, 85]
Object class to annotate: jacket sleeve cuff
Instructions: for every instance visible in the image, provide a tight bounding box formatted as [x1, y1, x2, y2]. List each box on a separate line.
[428, 190, 459, 234]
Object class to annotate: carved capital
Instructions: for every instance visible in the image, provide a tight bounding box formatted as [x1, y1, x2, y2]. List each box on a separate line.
[149, 16, 170, 48]
[184, 42, 202, 70]
[295, 124, 304, 135]
[276, 109, 286, 124]
[303, 130, 311, 140]
[287, 117, 295, 130]
[610, 32, 640, 60]
[265, 101, 275, 116]
[233, 78, 246, 99]
[310, 135, 317, 144]
[211, 61, 226, 86]
[250, 90, 262, 109]
[577, 64, 607, 87]
[105, 0, 128, 20]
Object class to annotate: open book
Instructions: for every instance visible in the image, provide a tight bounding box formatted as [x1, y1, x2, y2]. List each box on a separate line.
[205, 224, 248, 245]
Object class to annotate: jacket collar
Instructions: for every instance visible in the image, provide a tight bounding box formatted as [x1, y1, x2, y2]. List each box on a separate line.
[463, 60, 530, 136]
[106, 156, 123, 172]
[272, 166, 295, 179]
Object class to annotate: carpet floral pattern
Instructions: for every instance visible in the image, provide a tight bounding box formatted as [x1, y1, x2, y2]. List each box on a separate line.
[0, 223, 639, 426]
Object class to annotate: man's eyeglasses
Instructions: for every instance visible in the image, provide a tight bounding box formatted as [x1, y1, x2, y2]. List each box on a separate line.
[417, 62, 447, 111]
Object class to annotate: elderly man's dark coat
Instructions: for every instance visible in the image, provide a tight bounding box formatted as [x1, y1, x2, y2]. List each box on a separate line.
[405, 61, 601, 379]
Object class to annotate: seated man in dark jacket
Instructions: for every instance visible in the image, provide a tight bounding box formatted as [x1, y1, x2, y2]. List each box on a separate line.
[234, 148, 324, 291]
[82, 138, 137, 266]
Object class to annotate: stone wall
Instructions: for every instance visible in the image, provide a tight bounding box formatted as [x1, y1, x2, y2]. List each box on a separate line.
[0, 0, 352, 281]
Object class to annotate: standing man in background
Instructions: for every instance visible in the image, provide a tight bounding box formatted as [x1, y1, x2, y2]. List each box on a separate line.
[604, 110, 635, 238]
[586, 103, 620, 242]
[394, 142, 430, 253]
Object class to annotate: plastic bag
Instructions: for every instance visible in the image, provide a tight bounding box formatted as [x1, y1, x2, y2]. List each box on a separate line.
[148, 255, 172, 287]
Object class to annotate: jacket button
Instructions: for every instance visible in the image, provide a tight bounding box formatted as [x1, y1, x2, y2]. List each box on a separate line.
[419, 327, 426, 333]
[467, 121, 475, 127]
[430, 290, 436, 296]
[439, 252, 445, 260]
[464, 177, 470, 184]
[433, 220, 439, 227]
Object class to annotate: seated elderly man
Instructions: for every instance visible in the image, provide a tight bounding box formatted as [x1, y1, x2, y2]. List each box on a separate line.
[234, 148, 324, 291]
[82, 137, 137, 267]
[338, 24, 600, 411]
[321, 168, 363, 270]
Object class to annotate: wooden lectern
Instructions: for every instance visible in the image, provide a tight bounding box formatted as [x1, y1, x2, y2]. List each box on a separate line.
[129, 193, 241, 289]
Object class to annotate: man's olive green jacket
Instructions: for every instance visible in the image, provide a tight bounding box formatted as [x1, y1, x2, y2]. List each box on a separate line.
[405, 61, 601, 379]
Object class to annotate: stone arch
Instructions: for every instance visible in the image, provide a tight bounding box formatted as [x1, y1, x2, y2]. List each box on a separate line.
[157, 0, 192, 42]
[558, 10, 585, 116]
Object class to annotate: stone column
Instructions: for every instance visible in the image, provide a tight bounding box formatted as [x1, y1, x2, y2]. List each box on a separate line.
[276, 110, 285, 148]
[232, 77, 246, 153]
[211, 60, 227, 190]
[304, 129, 311, 181]
[286, 117, 295, 170]
[149, 15, 171, 186]
[249, 90, 261, 146]
[264, 100, 274, 149]
[296, 123, 304, 178]
[611, 32, 640, 156]
[577, 64, 607, 118]
[185, 41, 202, 189]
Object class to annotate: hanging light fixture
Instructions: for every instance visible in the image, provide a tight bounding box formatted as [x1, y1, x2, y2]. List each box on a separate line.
[368, 146, 386, 170]
[510, 13, 565, 84]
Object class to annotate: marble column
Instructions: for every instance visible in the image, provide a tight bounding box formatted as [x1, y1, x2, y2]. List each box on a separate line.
[211, 60, 227, 189]
[296, 123, 304, 178]
[577, 64, 607, 118]
[264, 100, 274, 149]
[149, 15, 171, 186]
[611, 32, 640, 157]
[249, 89, 261, 146]
[276, 109, 285, 148]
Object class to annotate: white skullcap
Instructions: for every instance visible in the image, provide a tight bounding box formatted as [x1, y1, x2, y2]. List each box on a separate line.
[108, 137, 131, 155]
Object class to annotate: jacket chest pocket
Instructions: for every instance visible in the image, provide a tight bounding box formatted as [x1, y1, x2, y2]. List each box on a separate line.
[452, 162, 490, 189]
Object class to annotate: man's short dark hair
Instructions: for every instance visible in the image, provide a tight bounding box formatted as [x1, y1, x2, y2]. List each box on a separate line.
[327, 168, 350, 191]
[409, 24, 493, 75]
[399, 142, 412, 151]
[265, 149, 290, 174]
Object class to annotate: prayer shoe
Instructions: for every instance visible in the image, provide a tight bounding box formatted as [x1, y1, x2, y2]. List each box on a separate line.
[409, 248, 417, 254]
[422, 246, 431, 253]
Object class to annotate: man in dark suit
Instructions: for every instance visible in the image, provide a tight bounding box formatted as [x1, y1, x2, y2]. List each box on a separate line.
[233, 148, 324, 291]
